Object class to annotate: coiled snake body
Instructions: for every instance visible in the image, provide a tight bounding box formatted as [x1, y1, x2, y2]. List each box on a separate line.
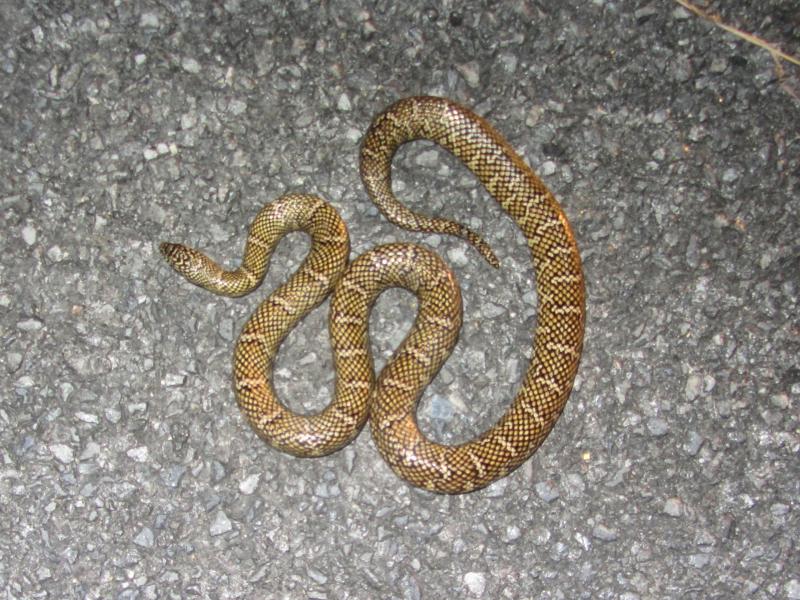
[160, 96, 585, 494]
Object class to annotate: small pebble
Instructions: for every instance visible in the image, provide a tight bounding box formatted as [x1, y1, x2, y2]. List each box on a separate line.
[534, 480, 560, 502]
[498, 53, 517, 74]
[6, 351, 23, 372]
[180, 112, 197, 129]
[22, 224, 37, 245]
[239, 473, 260, 495]
[455, 62, 480, 87]
[50, 444, 74, 464]
[482, 302, 505, 318]
[770, 393, 789, 409]
[17, 317, 43, 332]
[415, 149, 440, 167]
[126, 446, 149, 462]
[161, 465, 186, 488]
[504, 525, 521, 542]
[80, 442, 101, 460]
[295, 112, 314, 128]
[463, 572, 486, 596]
[181, 57, 201, 73]
[139, 12, 160, 28]
[721, 168, 739, 183]
[540, 160, 557, 176]
[446, 246, 469, 268]
[649, 109, 668, 124]
[75, 411, 99, 424]
[683, 431, 704, 456]
[646, 417, 669, 436]
[565, 472, 585, 496]
[210, 510, 232, 536]
[307, 568, 328, 584]
[592, 523, 618, 542]
[530, 525, 551, 545]
[133, 527, 154, 548]
[46, 245, 65, 262]
[228, 99, 247, 115]
[163, 373, 186, 387]
[664, 497, 684, 517]
[685, 373, 703, 400]
[770, 503, 789, 517]
[688, 553, 710, 568]
[16, 375, 35, 388]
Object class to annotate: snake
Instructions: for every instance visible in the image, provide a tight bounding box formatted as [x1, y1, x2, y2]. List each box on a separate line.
[160, 96, 585, 494]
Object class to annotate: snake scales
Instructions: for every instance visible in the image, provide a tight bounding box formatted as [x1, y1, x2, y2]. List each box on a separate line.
[160, 96, 585, 494]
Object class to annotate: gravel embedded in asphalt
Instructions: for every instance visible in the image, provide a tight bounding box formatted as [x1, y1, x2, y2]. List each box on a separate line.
[1, 1, 797, 598]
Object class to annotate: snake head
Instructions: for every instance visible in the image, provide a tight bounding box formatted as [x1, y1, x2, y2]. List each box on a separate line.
[159, 242, 214, 288]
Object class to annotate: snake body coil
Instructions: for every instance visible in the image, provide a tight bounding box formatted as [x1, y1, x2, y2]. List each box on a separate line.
[160, 96, 585, 494]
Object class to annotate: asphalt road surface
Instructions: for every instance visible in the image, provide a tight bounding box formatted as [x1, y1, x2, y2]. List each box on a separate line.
[1, 1, 797, 598]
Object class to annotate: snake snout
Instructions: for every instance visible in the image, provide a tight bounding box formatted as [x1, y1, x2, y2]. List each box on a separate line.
[159, 241, 204, 282]
[159, 242, 191, 266]
[159, 241, 181, 260]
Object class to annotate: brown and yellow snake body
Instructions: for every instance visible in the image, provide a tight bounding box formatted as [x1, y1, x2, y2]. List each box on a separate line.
[160, 96, 585, 494]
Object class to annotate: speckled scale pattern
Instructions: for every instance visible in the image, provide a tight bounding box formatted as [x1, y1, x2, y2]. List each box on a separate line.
[160, 96, 585, 494]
